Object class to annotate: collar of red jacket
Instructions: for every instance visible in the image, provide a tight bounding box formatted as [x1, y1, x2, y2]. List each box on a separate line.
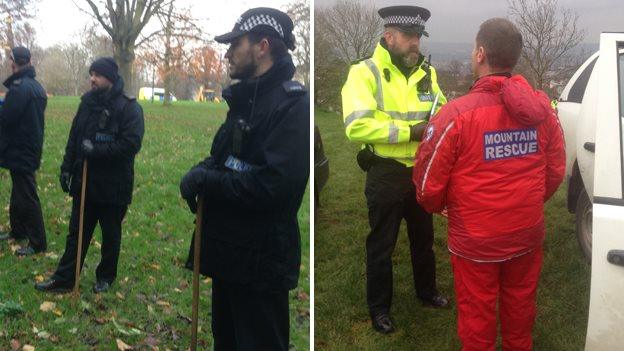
[471, 73, 553, 126]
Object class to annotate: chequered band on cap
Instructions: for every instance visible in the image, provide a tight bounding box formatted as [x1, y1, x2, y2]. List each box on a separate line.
[238, 14, 285, 38]
[384, 14, 425, 27]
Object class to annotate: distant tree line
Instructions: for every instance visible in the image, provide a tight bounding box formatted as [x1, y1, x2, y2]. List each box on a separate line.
[315, 0, 587, 111]
[0, 0, 310, 102]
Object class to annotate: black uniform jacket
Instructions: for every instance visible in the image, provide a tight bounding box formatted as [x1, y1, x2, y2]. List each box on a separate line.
[0, 66, 47, 173]
[198, 55, 310, 291]
[61, 77, 144, 205]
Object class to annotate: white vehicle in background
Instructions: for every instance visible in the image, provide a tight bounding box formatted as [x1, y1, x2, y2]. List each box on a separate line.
[138, 87, 177, 102]
[558, 34, 624, 262]
[558, 32, 624, 349]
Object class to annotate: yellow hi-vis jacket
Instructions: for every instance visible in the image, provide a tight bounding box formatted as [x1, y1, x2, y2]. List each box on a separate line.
[342, 43, 447, 167]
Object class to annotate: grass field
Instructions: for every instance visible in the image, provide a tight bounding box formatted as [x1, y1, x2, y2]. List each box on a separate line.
[314, 108, 591, 350]
[0, 97, 310, 350]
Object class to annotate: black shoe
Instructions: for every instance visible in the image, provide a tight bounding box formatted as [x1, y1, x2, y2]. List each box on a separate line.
[35, 279, 73, 293]
[0, 232, 25, 241]
[16, 246, 42, 257]
[93, 280, 111, 294]
[371, 313, 395, 334]
[420, 294, 450, 308]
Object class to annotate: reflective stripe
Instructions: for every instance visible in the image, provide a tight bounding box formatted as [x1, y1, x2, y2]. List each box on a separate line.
[364, 59, 384, 110]
[393, 156, 415, 164]
[386, 111, 430, 121]
[389, 123, 399, 143]
[421, 121, 455, 192]
[344, 110, 375, 126]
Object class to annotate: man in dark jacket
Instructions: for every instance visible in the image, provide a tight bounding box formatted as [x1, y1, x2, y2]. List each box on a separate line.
[0, 46, 47, 256]
[35, 57, 144, 294]
[179, 7, 309, 351]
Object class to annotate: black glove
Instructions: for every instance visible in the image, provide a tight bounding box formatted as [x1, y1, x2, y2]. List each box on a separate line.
[82, 139, 94, 156]
[59, 172, 71, 193]
[409, 123, 427, 142]
[180, 167, 209, 201]
[180, 167, 222, 213]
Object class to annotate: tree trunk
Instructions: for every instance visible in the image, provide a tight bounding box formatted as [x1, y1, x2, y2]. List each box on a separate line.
[5, 15, 15, 59]
[115, 45, 136, 96]
[162, 1, 174, 106]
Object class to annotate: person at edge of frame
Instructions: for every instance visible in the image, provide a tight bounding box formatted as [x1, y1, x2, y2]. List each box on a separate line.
[413, 18, 566, 351]
[35, 57, 145, 295]
[179, 7, 309, 351]
[341, 5, 450, 334]
[0, 46, 48, 256]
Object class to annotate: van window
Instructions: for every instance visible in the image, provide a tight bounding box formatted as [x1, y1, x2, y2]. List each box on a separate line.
[568, 56, 598, 103]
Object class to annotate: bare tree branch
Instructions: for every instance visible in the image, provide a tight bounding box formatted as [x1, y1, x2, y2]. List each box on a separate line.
[508, 0, 586, 92]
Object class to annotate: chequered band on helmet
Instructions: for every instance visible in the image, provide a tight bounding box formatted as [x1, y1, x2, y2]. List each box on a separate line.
[384, 14, 425, 27]
[237, 14, 285, 38]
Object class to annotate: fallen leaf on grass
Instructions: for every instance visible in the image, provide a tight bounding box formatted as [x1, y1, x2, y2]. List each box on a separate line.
[116, 292, 125, 300]
[296, 291, 309, 301]
[34, 275, 44, 283]
[52, 308, 63, 317]
[112, 318, 142, 336]
[177, 313, 192, 324]
[10, 339, 20, 351]
[22, 345, 35, 351]
[44, 252, 59, 260]
[36, 330, 51, 339]
[143, 335, 160, 347]
[39, 301, 56, 312]
[116, 338, 133, 350]
[80, 300, 91, 312]
[156, 301, 170, 308]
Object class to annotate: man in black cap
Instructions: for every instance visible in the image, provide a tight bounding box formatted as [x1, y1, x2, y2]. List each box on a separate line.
[35, 57, 144, 294]
[0, 46, 48, 256]
[341, 5, 449, 334]
[179, 7, 308, 350]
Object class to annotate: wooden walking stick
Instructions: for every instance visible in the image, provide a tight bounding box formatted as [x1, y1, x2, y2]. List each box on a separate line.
[73, 159, 88, 298]
[191, 195, 204, 351]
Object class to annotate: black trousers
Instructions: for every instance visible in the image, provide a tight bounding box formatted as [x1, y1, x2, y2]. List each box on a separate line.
[9, 170, 46, 251]
[53, 199, 127, 284]
[365, 161, 437, 317]
[212, 278, 289, 351]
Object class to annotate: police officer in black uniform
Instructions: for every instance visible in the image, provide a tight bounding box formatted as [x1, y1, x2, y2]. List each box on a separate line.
[0, 46, 48, 256]
[36, 57, 144, 294]
[179, 7, 309, 350]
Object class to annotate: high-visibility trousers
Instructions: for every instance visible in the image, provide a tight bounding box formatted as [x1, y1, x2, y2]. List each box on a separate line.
[451, 247, 543, 351]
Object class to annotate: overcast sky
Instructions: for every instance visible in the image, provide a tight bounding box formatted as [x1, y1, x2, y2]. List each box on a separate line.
[33, 0, 297, 49]
[315, 0, 623, 44]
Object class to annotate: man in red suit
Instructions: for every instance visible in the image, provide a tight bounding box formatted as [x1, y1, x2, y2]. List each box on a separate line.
[412, 18, 566, 351]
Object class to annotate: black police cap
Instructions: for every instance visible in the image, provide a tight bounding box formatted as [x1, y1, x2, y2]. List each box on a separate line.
[10, 46, 31, 65]
[378, 6, 431, 37]
[214, 7, 295, 50]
